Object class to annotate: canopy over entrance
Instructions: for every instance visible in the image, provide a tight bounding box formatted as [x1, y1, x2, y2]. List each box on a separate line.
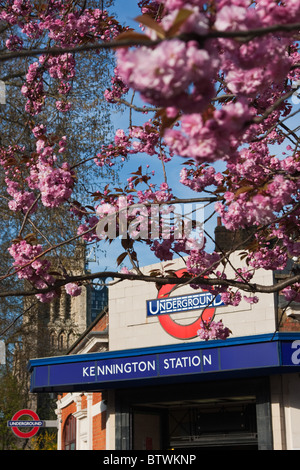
[28, 333, 300, 393]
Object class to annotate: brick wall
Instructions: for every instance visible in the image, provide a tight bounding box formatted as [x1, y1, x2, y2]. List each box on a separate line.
[92, 312, 108, 332]
[280, 316, 300, 332]
[93, 411, 106, 450]
[59, 390, 107, 450]
[61, 400, 76, 424]
[93, 392, 102, 405]
[70, 308, 108, 352]
[92, 392, 106, 450]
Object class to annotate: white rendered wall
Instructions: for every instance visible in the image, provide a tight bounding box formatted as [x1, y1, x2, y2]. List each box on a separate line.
[270, 373, 300, 450]
[282, 374, 300, 450]
[109, 255, 277, 351]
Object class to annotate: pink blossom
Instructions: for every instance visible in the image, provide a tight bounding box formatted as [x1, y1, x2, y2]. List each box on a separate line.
[55, 100, 72, 112]
[65, 283, 82, 297]
[36, 162, 75, 208]
[197, 319, 231, 341]
[247, 246, 288, 271]
[282, 285, 300, 303]
[215, 5, 249, 31]
[165, 101, 252, 164]
[5, 178, 37, 213]
[8, 240, 57, 303]
[117, 39, 217, 112]
[150, 239, 173, 261]
[5, 34, 23, 50]
[120, 266, 133, 274]
[243, 295, 259, 304]
[186, 250, 220, 277]
[221, 290, 242, 307]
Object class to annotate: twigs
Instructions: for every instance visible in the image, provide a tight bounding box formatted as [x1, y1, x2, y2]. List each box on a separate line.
[0, 22, 299, 63]
[0, 267, 300, 299]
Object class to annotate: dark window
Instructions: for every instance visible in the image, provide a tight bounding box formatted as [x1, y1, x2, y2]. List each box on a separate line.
[58, 333, 64, 350]
[63, 415, 76, 450]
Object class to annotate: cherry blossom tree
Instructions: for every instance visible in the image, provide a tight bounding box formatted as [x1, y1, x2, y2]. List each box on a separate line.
[0, 0, 300, 340]
[0, 0, 121, 342]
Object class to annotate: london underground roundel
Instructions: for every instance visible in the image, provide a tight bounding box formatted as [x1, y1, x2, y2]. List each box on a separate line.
[157, 268, 216, 340]
[8, 409, 43, 438]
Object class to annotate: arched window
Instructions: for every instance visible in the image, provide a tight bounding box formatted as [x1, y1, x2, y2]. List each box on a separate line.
[67, 331, 74, 349]
[50, 332, 56, 349]
[65, 294, 71, 320]
[58, 332, 65, 351]
[63, 415, 76, 450]
[52, 297, 60, 321]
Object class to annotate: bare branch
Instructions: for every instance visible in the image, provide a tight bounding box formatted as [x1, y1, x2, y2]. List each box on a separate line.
[0, 268, 299, 299]
[0, 22, 299, 62]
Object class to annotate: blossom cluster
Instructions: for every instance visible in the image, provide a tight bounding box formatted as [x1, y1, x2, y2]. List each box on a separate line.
[5, 177, 37, 213]
[197, 318, 231, 341]
[8, 240, 57, 303]
[164, 101, 254, 164]
[4, 2, 127, 116]
[104, 67, 129, 104]
[212, 141, 300, 271]
[7, 127, 76, 210]
[94, 120, 165, 168]
[3, 127, 77, 300]
[8, 240, 82, 302]
[117, 39, 217, 114]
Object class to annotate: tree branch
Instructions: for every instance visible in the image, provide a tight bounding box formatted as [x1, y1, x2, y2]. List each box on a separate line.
[0, 268, 299, 299]
[0, 22, 300, 62]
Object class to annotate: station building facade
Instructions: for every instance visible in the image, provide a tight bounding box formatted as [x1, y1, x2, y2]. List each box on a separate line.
[28, 253, 300, 451]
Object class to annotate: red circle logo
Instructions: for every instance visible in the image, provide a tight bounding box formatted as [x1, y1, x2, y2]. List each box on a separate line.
[8, 409, 43, 438]
[157, 268, 216, 339]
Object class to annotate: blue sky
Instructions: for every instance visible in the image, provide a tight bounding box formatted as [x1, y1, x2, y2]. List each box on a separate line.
[112, 0, 141, 27]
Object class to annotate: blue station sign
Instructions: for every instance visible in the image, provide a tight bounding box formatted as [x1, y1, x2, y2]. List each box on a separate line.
[28, 334, 300, 393]
[146, 292, 224, 317]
